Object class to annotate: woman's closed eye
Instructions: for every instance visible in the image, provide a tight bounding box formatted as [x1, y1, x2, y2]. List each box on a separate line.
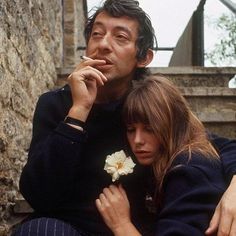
[144, 125, 154, 133]
[126, 126, 135, 133]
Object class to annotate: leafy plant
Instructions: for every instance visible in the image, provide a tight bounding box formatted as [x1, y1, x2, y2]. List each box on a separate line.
[205, 13, 236, 66]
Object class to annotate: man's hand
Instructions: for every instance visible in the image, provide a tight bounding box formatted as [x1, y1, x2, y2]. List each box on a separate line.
[67, 58, 107, 121]
[205, 175, 236, 236]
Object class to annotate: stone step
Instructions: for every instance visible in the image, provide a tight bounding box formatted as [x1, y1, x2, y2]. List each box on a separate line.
[179, 87, 236, 116]
[55, 71, 236, 120]
[204, 122, 236, 139]
[150, 66, 236, 87]
[178, 87, 236, 138]
[13, 199, 33, 214]
[55, 67, 236, 138]
[56, 67, 236, 87]
[193, 110, 235, 138]
[196, 111, 236, 122]
[179, 87, 236, 96]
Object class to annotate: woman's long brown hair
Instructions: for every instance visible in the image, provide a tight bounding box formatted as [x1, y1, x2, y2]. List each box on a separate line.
[123, 75, 219, 194]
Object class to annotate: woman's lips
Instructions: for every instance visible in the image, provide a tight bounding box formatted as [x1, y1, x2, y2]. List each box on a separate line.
[134, 150, 151, 157]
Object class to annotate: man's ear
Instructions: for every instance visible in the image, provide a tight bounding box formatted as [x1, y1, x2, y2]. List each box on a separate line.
[137, 49, 154, 68]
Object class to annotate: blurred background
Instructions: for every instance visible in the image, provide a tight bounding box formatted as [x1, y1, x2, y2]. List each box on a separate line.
[87, 0, 236, 67]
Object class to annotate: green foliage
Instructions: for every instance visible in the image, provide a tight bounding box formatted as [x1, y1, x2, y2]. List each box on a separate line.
[205, 13, 236, 66]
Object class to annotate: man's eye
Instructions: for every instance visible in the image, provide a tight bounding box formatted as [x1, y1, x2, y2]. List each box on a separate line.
[91, 31, 102, 37]
[116, 34, 128, 41]
[117, 34, 125, 38]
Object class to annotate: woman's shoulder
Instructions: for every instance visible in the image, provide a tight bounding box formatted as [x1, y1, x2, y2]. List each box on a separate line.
[172, 151, 220, 168]
[169, 151, 223, 181]
[162, 151, 225, 197]
[168, 151, 223, 185]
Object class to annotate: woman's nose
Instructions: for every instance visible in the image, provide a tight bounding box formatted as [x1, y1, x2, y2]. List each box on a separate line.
[134, 131, 145, 145]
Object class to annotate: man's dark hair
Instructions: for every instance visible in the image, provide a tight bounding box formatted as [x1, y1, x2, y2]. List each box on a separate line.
[84, 0, 157, 79]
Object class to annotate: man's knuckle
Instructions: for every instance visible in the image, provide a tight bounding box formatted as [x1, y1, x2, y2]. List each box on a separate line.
[218, 229, 228, 236]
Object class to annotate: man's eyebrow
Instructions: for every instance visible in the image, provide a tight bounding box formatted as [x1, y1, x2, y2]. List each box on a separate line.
[114, 26, 132, 37]
[93, 21, 133, 37]
[93, 21, 104, 28]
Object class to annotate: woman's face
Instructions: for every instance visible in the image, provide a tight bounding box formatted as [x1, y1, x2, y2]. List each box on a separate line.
[126, 122, 161, 165]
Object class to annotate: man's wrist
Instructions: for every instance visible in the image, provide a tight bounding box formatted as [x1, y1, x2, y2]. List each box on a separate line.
[66, 123, 84, 132]
[64, 116, 86, 132]
[68, 105, 91, 122]
[231, 175, 236, 182]
[64, 116, 86, 129]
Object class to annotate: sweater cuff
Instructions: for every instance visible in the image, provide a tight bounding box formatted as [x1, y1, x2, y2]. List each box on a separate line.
[55, 121, 87, 142]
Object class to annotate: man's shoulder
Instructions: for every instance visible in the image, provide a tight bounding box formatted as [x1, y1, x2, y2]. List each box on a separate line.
[35, 85, 72, 114]
[40, 85, 70, 98]
[38, 85, 71, 103]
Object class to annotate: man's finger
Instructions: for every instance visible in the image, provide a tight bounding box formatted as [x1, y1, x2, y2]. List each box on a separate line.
[229, 218, 236, 236]
[205, 203, 221, 234]
[217, 208, 233, 236]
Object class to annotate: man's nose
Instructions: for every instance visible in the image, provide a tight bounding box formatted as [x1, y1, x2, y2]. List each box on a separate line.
[97, 34, 112, 51]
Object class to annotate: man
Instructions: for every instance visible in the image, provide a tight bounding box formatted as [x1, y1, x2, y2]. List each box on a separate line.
[13, 0, 236, 235]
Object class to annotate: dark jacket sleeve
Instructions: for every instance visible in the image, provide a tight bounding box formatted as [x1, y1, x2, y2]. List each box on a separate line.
[155, 154, 225, 236]
[19, 90, 87, 211]
[209, 133, 236, 182]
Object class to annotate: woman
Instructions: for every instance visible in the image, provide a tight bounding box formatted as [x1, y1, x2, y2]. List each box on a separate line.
[95, 75, 226, 235]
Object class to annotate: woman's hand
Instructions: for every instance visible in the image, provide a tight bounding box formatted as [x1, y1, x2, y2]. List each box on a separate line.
[205, 175, 236, 236]
[96, 185, 141, 236]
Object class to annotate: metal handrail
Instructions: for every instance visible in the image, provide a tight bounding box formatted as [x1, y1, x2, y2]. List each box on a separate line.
[219, 0, 236, 14]
[77, 46, 175, 52]
[78, 0, 235, 59]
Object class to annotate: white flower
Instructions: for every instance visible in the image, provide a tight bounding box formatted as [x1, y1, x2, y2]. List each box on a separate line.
[104, 150, 136, 182]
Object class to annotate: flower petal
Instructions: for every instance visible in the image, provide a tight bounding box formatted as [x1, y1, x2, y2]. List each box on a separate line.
[104, 150, 136, 181]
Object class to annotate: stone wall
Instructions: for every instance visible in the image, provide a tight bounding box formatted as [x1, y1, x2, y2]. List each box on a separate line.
[63, 0, 87, 66]
[0, 0, 63, 234]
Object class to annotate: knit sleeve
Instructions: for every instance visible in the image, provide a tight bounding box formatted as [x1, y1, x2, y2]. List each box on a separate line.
[20, 90, 87, 212]
[155, 154, 225, 236]
[209, 133, 236, 182]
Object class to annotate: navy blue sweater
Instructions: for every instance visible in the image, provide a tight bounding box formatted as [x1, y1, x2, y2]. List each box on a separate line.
[19, 85, 154, 235]
[155, 153, 226, 235]
[20, 85, 236, 235]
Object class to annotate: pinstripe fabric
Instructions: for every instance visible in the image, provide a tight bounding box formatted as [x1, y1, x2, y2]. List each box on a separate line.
[12, 218, 82, 236]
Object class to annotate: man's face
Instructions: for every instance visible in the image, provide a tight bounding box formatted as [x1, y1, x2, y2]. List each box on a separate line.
[86, 11, 140, 84]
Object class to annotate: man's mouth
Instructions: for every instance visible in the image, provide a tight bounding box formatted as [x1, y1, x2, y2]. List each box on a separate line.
[96, 57, 113, 65]
[96, 60, 113, 71]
